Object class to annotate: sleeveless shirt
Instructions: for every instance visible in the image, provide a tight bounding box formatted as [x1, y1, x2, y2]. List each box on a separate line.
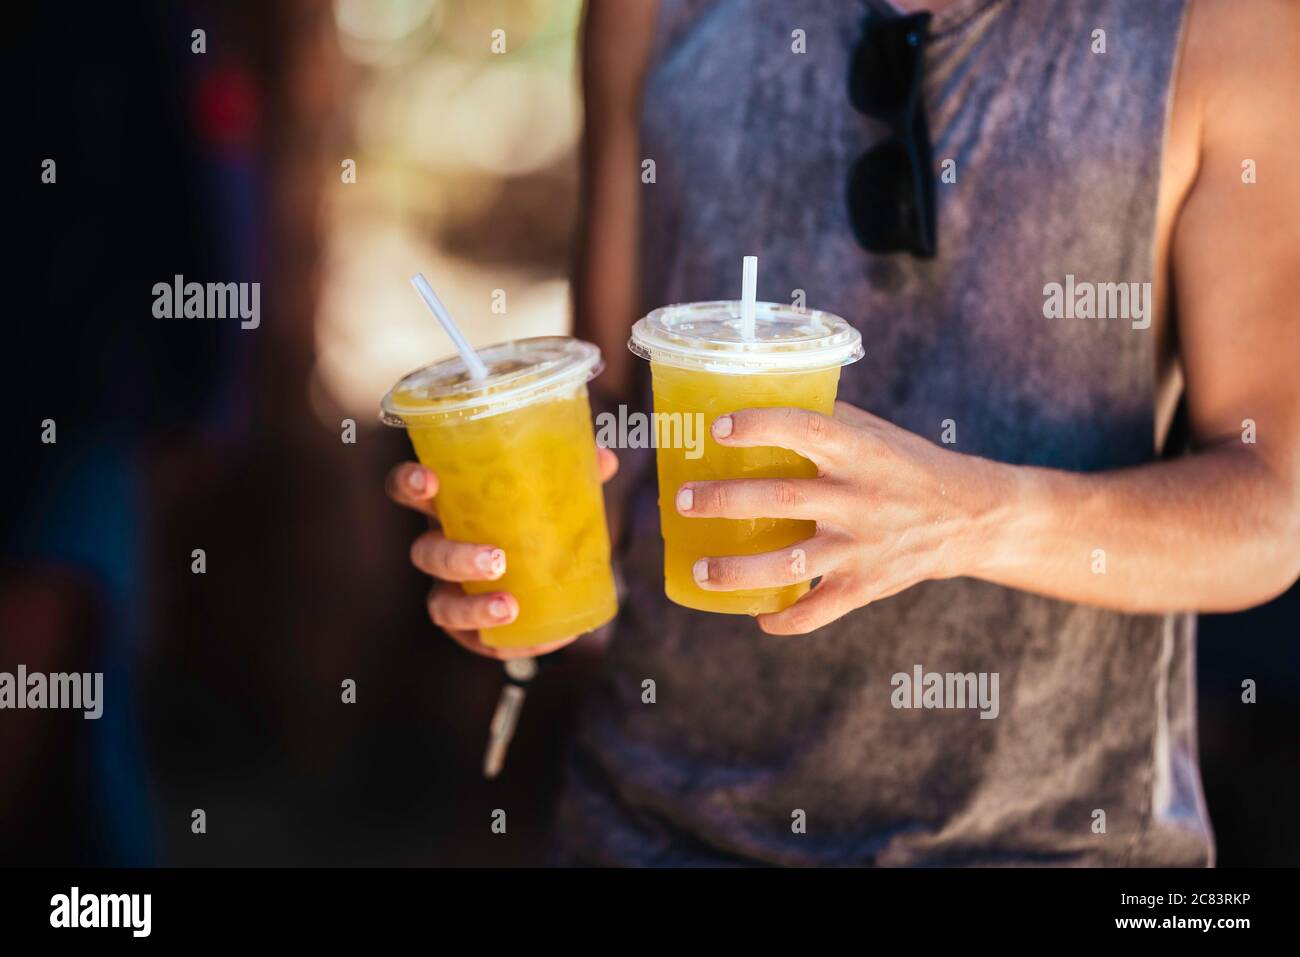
[558, 0, 1213, 866]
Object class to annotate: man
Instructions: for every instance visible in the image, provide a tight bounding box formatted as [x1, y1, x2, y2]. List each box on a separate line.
[387, 0, 1299, 865]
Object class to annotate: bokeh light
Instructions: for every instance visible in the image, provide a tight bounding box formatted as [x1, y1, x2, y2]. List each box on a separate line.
[314, 0, 583, 425]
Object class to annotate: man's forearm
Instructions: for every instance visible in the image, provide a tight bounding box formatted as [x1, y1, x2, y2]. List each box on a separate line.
[971, 444, 1300, 613]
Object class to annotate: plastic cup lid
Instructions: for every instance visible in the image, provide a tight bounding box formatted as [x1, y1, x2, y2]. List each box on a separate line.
[628, 300, 863, 373]
[380, 336, 603, 425]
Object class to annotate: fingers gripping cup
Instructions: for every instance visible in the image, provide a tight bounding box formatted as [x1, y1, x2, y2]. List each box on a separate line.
[381, 337, 618, 648]
[629, 300, 863, 615]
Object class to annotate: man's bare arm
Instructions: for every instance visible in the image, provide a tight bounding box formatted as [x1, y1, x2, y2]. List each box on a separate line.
[672, 0, 1299, 633]
[975, 0, 1300, 612]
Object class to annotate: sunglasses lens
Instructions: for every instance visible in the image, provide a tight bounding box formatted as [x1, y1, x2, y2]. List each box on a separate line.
[847, 142, 917, 253]
[849, 13, 928, 115]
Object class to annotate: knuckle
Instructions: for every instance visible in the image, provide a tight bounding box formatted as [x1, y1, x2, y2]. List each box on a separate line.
[860, 428, 891, 458]
[729, 409, 756, 436]
[803, 411, 829, 438]
[786, 547, 809, 582]
[411, 534, 447, 575]
[772, 479, 802, 509]
[772, 407, 799, 434]
[783, 605, 816, 634]
[425, 588, 448, 627]
[710, 558, 744, 587]
[706, 483, 730, 514]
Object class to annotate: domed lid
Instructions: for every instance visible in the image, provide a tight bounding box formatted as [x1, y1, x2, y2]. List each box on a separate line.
[380, 336, 602, 424]
[628, 300, 863, 373]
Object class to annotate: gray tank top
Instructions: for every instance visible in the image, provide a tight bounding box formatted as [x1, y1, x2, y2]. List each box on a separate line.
[558, 0, 1212, 866]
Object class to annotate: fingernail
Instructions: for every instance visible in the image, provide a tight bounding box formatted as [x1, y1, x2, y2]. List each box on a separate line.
[790, 548, 807, 577]
[489, 598, 511, 619]
[712, 415, 733, 439]
[676, 487, 694, 512]
[692, 559, 709, 583]
[408, 468, 426, 493]
[476, 548, 506, 577]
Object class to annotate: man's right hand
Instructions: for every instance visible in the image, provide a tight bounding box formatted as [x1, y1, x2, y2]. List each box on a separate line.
[385, 448, 620, 661]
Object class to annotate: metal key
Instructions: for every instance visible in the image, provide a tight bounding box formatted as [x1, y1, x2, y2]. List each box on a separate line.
[482, 656, 539, 779]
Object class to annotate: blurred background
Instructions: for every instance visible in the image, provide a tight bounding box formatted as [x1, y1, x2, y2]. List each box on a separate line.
[3, 0, 1297, 867]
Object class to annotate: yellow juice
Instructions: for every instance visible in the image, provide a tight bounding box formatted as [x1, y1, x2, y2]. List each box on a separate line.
[400, 384, 617, 648]
[650, 363, 841, 615]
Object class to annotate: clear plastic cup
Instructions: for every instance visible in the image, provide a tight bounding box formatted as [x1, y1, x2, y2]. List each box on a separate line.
[381, 336, 617, 648]
[629, 301, 863, 615]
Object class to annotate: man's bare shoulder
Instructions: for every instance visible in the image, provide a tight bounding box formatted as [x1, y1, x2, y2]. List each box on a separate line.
[1180, 0, 1300, 146]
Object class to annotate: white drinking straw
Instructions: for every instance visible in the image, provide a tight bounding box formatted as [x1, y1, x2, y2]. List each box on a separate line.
[410, 272, 489, 382]
[739, 255, 758, 340]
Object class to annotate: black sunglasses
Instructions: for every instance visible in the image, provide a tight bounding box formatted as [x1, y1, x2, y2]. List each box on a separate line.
[846, 10, 937, 258]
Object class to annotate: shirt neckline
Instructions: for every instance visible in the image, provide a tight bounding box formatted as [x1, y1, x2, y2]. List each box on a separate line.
[865, 0, 1007, 39]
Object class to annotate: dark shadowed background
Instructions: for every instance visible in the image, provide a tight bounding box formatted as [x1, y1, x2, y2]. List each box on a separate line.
[3, 0, 1296, 867]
